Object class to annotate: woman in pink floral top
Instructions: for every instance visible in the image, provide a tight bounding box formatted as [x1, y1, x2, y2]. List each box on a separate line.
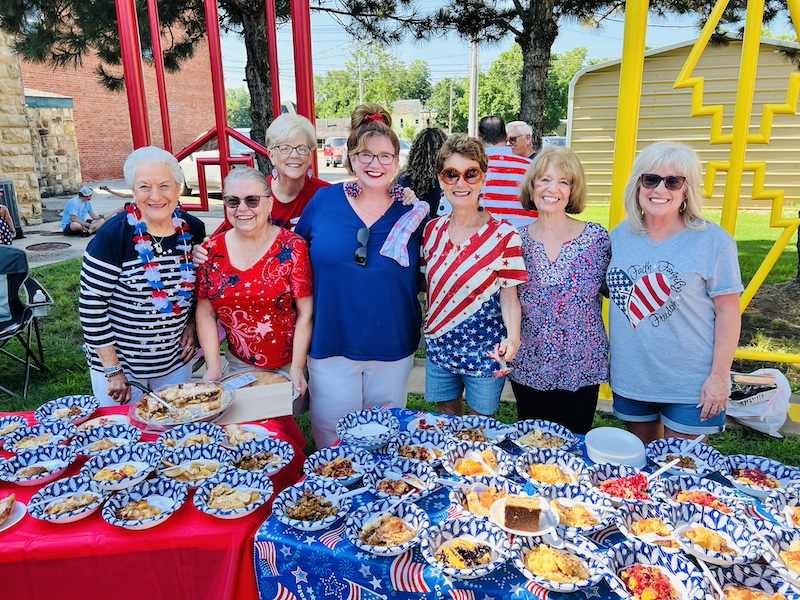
[510, 147, 610, 433]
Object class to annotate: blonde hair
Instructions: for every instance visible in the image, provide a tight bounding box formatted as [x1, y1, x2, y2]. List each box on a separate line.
[520, 146, 587, 214]
[624, 142, 709, 235]
[345, 103, 399, 175]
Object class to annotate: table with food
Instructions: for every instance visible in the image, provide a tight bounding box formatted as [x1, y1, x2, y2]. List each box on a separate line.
[253, 407, 800, 600]
[0, 381, 307, 600]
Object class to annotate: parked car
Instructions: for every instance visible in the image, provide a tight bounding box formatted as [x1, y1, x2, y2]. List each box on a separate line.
[179, 128, 254, 194]
[541, 136, 567, 148]
[323, 136, 347, 167]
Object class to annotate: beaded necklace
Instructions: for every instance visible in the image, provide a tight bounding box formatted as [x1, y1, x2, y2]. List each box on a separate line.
[126, 203, 196, 315]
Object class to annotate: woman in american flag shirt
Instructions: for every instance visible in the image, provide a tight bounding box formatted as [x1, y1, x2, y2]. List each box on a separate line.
[422, 134, 527, 417]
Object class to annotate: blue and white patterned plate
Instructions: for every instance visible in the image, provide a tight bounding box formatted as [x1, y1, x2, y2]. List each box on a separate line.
[388, 431, 447, 465]
[27, 474, 108, 523]
[509, 419, 578, 452]
[346, 497, 431, 557]
[158, 444, 231, 488]
[70, 424, 142, 457]
[604, 539, 710, 600]
[420, 516, 511, 580]
[669, 502, 762, 566]
[538, 484, 616, 536]
[81, 442, 161, 491]
[755, 519, 800, 587]
[661, 475, 750, 516]
[336, 409, 400, 450]
[228, 437, 295, 477]
[35, 395, 100, 426]
[722, 455, 800, 498]
[0, 444, 77, 486]
[193, 469, 273, 519]
[363, 456, 437, 502]
[76, 414, 130, 433]
[221, 423, 275, 448]
[582, 463, 666, 507]
[615, 501, 681, 553]
[441, 441, 515, 479]
[2, 421, 76, 453]
[512, 533, 606, 592]
[448, 476, 525, 519]
[646, 437, 724, 477]
[763, 487, 800, 531]
[445, 415, 513, 445]
[272, 478, 352, 532]
[405, 413, 452, 434]
[708, 563, 800, 600]
[0, 415, 28, 440]
[102, 477, 187, 530]
[303, 445, 374, 486]
[515, 448, 587, 489]
[157, 422, 225, 449]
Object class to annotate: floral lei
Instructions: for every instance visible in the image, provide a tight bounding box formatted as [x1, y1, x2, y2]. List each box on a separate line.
[126, 203, 196, 315]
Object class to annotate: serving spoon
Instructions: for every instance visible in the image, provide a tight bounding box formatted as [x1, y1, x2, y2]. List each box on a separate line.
[126, 381, 190, 419]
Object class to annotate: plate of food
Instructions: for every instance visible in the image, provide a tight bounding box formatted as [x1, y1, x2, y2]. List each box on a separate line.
[130, 381, 233, 429]
[157, 422, 225, 449]
[336, 409, 400, 451]
[0, 415, 28, 440]
[346, 497, 431, 557]
[77, 414, 131, 433]
[756, 520, 800, 587]
[441, 441, 515, 479]
[34, 395, 100, 426]
[615, 502, 681, 553]
[708, 563, 800, 600]
[763, 488, 800, 531]
[158, 444, 231, 488]
[193, 469, 273, 519]
[723, 455, 800, 498]
[102, 478, 187, 530]
[303, 445, 374, 487]
[228, 438, 294, 477]
[406, 413, 451, 434]
[509, 419, 578, 452]
[646, 437, 724, 477]
[0, 444, 77, 486]
[272, 479, 352, 532]
[605, 539, 710, 600]
[27, 474, 108, 524]
[363, 456, 437, 502]
[538, 484, 616, 536]
[661, 476, 748, 515]
[2, 421, 76, 453]
[221, 423, 274, 448]
[70, 424, 142, 457]
[447, 476, 525, 519]
[582, 463, 665, 507]
[389, 431, 447, 465]
[82, 443, 161, 491]
[515, 448, 588, 489]
[0, 493, 25, 533]
[671, 503, 761, 566]
[444, 415, 513, 445]
[512, 534, 606, 592]
[489, 494, 559, 537]
[420, 516, 511, 580]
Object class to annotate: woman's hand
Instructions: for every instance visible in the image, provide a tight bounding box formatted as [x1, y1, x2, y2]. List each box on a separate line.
[496, 337, 520, 363]
[698, 373, 729, 420]
[401, 187, 418, 206]
[192, 237, 211, 266]
[179, 324, 199, 364]
[106, 372, 131, 404]
[289, 364, 308, 397]
[202, 368, 223, 382]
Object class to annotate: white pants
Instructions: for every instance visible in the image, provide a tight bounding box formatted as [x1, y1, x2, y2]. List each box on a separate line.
[90, 363, 193, 408]
[308, 354, 413, 449]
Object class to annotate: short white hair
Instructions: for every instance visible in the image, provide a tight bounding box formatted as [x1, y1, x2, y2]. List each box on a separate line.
[123, 146, 183, 188]
[265, 114, 316, 148]
[223, 166, 270, 196]
[506, 121, 532, 136]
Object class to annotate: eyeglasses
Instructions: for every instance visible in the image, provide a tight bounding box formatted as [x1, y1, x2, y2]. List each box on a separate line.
[640, 174, 686, 191]
[353, 152, 396, 165]
[439, 167, 484, 185]
[271, 144, 313, 155]
[355, 227, 369, 266]
[507, 136, 519, 144]
[222, 195, 269, 209]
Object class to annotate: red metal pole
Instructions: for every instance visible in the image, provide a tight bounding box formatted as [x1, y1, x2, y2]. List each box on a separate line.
[290, 0, 317, 172]
[146, 0, 173, 152]
[115, 0, 151, 148]
[203, 0, 231, 188]
[265, 0, 282, 119]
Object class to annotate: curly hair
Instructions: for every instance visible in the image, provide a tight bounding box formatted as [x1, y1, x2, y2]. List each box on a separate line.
[404, 128, 447, 197]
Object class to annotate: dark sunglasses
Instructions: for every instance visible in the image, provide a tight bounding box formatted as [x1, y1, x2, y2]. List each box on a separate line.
[640, 174, 686, 191]
[355, 227, 369, 266]
[222, 194, 269, 209]
[439, 167, 483, 185]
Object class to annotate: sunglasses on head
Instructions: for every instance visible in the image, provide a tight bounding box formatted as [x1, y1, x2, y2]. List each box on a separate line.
[355, 227, 369, 266]
[222, 194, 269, 209]
[640, 174, 686, 191]
[439, 167, 483, 185]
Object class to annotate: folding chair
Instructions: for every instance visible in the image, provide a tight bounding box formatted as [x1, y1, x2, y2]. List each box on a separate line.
[0, 246, 53, 397]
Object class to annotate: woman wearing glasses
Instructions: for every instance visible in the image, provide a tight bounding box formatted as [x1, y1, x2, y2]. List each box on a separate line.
[295, 103, 427, 447]
[423, 134, 526, 417]
[607, 142, 742, 443]
[195, 167, 313, 404]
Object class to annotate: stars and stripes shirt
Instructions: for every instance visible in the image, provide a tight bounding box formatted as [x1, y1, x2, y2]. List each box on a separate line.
[79, 211, 206, 380]
[423, 216, 527, 375]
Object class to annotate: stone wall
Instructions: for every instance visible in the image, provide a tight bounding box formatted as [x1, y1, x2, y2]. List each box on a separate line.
[26, 95, 82, 197]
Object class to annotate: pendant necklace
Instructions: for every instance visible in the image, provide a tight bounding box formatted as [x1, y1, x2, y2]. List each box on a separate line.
[449, 211, 481, 251]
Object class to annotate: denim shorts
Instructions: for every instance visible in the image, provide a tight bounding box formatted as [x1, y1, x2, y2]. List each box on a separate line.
[425, 359, 506, 415]
[612, 392, 726, 435]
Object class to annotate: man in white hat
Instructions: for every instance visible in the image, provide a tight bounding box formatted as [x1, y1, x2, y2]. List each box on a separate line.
[62, 185, 106, 236]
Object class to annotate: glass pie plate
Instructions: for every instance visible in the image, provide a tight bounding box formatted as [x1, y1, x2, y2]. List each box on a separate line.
[129, 382, 234, 430]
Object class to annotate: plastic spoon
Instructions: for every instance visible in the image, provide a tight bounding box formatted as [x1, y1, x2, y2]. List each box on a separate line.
[332, 486, 369, 503]
[467, 450, 498, 477]
[680, 434, 706, 455]
[748, 522, 784, 563]
[383, 470, 425, 491]
[435, 478, 489, 494]
[363, 496, 407, 530]
[783, 506, 797, 529]
[695, 558, 726, 600]
[647, 457, 681, 481]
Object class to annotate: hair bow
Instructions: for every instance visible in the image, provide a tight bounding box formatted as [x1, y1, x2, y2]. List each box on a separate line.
[364, 113, 386, 124]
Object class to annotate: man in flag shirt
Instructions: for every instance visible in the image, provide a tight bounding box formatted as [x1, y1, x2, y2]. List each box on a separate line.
[423, 134, 527, 417]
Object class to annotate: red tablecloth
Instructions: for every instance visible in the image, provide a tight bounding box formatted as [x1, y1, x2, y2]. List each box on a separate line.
[0, 406, 306, 600]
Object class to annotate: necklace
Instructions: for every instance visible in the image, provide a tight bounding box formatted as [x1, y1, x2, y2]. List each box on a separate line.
[448, 211, 482, 249]
[151, 235, 167, 254]
[126, 203, 196, 315]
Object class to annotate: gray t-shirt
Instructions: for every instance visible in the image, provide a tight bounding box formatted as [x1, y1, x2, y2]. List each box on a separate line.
[607, 220, 743, 404]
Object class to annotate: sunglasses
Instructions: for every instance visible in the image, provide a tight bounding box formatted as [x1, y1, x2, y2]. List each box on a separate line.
[355, 227, 369, 266]
[640, 174, 686, 191]
[439, 167, 483, 185]
[507, 136, 520, 144]
[222, 194, 269, 209]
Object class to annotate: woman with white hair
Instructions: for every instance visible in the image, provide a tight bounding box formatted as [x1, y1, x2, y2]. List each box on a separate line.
[606, 141, 742, 443]
[79, 146, 206, 406]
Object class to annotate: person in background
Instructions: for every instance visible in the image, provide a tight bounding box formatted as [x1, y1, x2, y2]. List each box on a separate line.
[510, 146, 610, 434]
[607, 141, 743, 443]
[397, 127, 448, 213]
[62, 186, 106, 237]
[0, 204, 14, 245]
[506, 120, 536, 159]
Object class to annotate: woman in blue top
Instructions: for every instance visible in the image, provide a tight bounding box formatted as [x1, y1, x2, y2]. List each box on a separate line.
[296, 104, 427, 448]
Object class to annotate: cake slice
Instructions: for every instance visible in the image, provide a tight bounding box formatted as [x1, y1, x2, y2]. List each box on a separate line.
[504, 494, 541, 532]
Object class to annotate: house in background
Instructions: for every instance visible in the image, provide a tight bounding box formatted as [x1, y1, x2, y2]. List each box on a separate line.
[568, 37, 800, 208]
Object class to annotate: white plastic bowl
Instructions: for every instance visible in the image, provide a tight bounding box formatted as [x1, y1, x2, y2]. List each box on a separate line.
[585, 427, 646, 468]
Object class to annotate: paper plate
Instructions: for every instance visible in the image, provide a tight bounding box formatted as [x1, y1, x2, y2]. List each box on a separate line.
[515, 447, 587, 489]
[158, 444, 231, 488]
[82, 443, 162, 491]
[582, 463, 665, 507]
[303, 445, 374, 487]
[646, 437, 724, 477]
[538, 484, 617, 536]
[447, 476, 525, 520]
[708, 563, 800, 600]
[585, 427, 646, 468]
[489, 495, 559, 537]
[346, 497, 430, 557]
[441, 441, 515, 479]
[193, 469, 273, 519]
[272, 479, 352, 532]
[228, 437, 295, 477]
[509, 419, 578, 452]
[420, 516, 511, 580]
[35, 395, 100, 426]
[0, 444, 77, 486]
[102, 477, 187, 530]
[157, 422, 225, 449]
[722, 455, 800, 498]
[70, 424, 142, 457]
[512, 534, 606, 592]
[615, 501, 681, 553]
[0, 416, 28, 440]
[3, 421, 76, 453]
[336, 409, 399, 450]
[27, 474, 108, 524]
[669, 503, 762, 566]
[445, 415, 513, 445]
[362, 456, 437, 503]
[389, 431, 447, 465]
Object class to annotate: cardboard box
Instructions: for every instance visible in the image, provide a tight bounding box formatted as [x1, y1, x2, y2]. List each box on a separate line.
[216, 372, 294, 424]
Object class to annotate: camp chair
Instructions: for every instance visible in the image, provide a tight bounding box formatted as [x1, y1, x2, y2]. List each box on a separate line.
[0, 246, 53, 397]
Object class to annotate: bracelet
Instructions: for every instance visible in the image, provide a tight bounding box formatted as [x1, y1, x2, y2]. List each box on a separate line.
[103, 364, 124, 379]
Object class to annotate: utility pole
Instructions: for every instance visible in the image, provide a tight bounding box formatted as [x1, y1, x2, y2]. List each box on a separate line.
[358, 55, 364, 104]
[468, 39, 479, 137]
[448, 80, 453, 133]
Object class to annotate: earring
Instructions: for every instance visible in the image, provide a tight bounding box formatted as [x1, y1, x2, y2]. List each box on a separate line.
[680, 201, 687, 213]
[307, 168, 314, 179]
[271, 168, 278, 179]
